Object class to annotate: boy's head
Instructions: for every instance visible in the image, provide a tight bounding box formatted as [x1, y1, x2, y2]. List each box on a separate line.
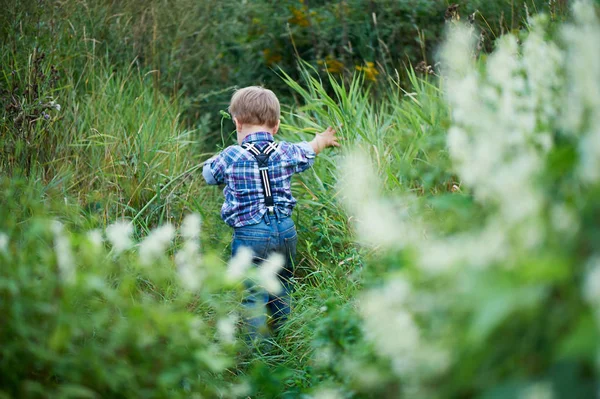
[229, 86, 280, 132]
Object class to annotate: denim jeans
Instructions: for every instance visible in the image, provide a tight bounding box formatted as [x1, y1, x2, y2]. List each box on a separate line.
[231, 212, 297, 338]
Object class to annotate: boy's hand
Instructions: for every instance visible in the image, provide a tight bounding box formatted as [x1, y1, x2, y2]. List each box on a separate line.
[311, 126, 340, 154]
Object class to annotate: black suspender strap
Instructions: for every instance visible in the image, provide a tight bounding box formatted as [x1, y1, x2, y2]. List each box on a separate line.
[242, 142, 279, 209]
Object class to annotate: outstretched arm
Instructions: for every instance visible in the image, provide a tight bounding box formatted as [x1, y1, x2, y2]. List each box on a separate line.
[309, 127, 340, 154]
[202, 153, 226, 185]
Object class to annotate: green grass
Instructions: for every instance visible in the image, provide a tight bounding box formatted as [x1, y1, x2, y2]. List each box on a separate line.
[2, 1, 600, 398]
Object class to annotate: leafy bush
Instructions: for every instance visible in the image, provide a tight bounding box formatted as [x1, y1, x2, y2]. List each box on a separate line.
[2, 1, 599, 398]
[305, 4, 600, 397]
[0, 179, 247, 398]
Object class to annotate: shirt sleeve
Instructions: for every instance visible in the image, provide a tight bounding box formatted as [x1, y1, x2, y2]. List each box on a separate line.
[288, 141, 316, 173]
[202, 153, 228, 185]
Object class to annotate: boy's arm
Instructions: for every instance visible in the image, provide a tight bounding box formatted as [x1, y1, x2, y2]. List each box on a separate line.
[288, 126, 340, 174]
[202, 153, 226, 185]
[309, 127, 340, 154]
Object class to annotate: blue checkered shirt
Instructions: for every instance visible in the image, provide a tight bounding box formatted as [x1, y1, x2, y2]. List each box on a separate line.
[202, 132, 316, 227]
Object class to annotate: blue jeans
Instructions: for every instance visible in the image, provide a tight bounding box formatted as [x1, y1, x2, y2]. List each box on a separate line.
[231, 212, 297, 338]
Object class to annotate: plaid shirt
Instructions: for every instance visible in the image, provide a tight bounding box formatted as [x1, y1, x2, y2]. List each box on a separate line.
[202, 132, 316, 227]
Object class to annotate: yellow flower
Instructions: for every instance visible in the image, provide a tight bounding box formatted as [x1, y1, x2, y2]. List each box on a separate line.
[288, 7, 310, 27]
[318, 56, 345, 74]
[356, 61, 379, 82]
[263, 49, 282, 66]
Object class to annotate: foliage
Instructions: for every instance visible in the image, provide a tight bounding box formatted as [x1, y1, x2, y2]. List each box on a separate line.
[0, 179, 245, 398]
[311, 5, 600, 398]
[2, 0, 600, 398]
[1, 0, 554, 139]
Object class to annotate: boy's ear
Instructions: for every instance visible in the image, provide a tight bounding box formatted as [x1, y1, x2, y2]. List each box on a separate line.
[233, 117, 242, 131]
[273, 119, 280, 135]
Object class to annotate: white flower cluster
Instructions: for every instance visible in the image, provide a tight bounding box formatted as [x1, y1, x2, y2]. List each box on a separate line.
[93, 215, 206, 291]
[520, 382, 555, 399]
[583, 257, 600, 318]
[175, 214, 203, 291]
[311, 388, 343, 399]
[86, 229, 104, 250]
[561, 2, 600, 182]
[258, 253, 284, 294]
[139, 223, 176, 266]
[227, 247, 253, 282]
[216, 313, 238, 344]
[338, 150, 422, 250]
[359, 278, 449, 390]
[0, 232, 8, 254]
[51, 221, 75, 284]
[338, 2, 600, 391]
[105, 220, 134, 255]
[443, 18, 561, 229]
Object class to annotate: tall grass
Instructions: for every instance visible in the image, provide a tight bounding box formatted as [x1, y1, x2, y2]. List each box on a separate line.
[2, 0, 599, 397]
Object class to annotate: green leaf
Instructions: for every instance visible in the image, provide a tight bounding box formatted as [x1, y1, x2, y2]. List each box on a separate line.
[557, 313, 600, 361]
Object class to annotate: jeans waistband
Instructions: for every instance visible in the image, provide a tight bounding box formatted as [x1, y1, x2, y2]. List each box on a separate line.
[263, 207, 288, 224]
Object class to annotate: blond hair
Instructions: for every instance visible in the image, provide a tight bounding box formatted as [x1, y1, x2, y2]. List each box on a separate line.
[229, 86, 280, 128]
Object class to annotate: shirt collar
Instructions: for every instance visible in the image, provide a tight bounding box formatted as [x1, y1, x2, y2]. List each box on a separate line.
[242, 131, 274, 144]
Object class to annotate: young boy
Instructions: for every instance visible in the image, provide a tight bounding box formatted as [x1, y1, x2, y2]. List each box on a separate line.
[202, 86, 339, 338]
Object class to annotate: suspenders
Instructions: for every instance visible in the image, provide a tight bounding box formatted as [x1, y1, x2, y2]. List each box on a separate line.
[242, 142, 279, 211]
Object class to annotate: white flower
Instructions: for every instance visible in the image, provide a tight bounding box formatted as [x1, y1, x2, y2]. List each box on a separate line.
[313, 346, 334, 368]
[216, 314, 238, 344]
[578, 127, 600, 182]
[523, 17, 564, 126]
[520, 382, 554, 399]
[0, 232, 8, 254]
[139, 223, 175, 265]
[176, 240, 203, 291]
[311, 388, 343, 399]
[551, 205, 579, 236]
[338, 150, 420, 249]
[181, 213, 201, 240]
[188, 316, 204, 341]
[105, 220, 133, 255]
[227, 247, 253, 282]
[359, 278, 449, 380]
[229, 381, 252, 398]
[86, 229, 104, 251]
[560, 1, 600, 182]
[176, 214, 204, 291]
[259, 253, 284, 294]
[439, 24, 477, 77]
[49, 101, 61, 111]
[359, 279, 419, 374]
[583, 257, 600, 305]
[340, 358, 383, 390]
[51, 221, 75, 284]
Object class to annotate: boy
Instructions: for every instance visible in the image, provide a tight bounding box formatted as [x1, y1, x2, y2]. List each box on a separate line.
[202, 86, 339, 338]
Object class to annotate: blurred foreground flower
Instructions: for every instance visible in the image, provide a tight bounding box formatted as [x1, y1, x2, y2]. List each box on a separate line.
[176, 214, 203, 291]
[311, 388, 343, 399]
[216, 314, 238, 344]
[227, 247, 253, 282]
[583, 257, 600, 307]
[258, 253, 284, 294]
[520, 382, 554, 399]
[561, 1, 600, 182]
[359, 278, 449, 384]
[51, 221, 75, 284]
[86, 229, 104, 251]
[0, 232, 8, 254]
[139, 224, 175, 266]
[106, 220, 133, 255]
[180, 213, 201, 240]
[338, 150, 420, 249]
